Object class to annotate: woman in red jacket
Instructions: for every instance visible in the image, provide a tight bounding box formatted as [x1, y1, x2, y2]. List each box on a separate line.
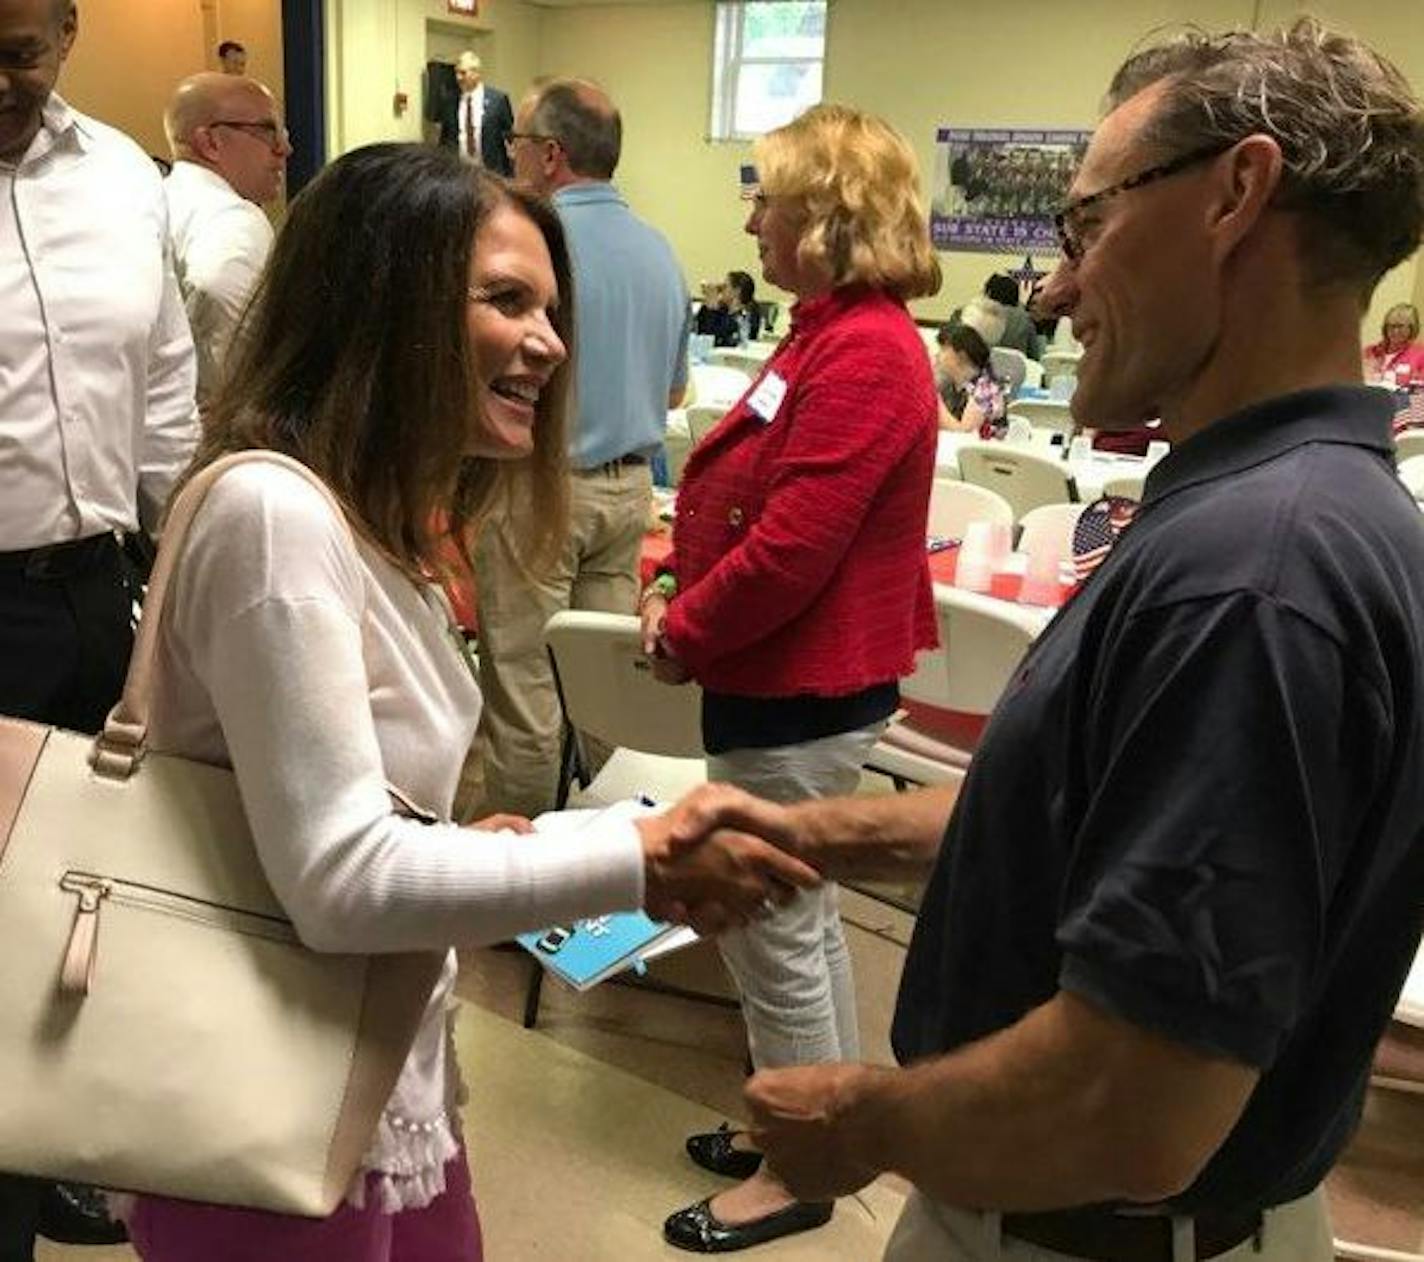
[642, 104, 941, 1253]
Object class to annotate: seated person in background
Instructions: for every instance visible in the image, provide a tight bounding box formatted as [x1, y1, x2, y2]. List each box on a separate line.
[694, 270, 761, 346]
[956, 294, 1006, 347]
[727, 269, 761, 342]
[983, 272, 1042, 359]
[1363, 302, 1424, 386]
[936, 323, 1007, 437]
[949, 273, 1042, 359]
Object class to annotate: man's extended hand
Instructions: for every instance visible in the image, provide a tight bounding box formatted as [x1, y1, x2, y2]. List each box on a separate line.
[658, 782, 812, 859]
[635, 811, 819, 934]
[745, 1062, 889, 1200]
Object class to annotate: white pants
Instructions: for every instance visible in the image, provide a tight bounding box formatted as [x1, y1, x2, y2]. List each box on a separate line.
[884, 1187, 1333, 1262]
[708, 725, 883, 1070]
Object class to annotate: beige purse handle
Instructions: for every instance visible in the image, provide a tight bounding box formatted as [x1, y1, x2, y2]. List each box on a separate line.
[91, 451, 355, 780]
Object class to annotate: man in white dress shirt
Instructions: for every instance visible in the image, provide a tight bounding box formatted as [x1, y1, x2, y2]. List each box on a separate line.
[164, 72, 288, 402]
[439, 50, 513, 176]
[0, 1, 197, 1246]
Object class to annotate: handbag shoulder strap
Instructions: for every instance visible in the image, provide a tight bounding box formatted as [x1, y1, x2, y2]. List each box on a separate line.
[92, 451, 355, 779]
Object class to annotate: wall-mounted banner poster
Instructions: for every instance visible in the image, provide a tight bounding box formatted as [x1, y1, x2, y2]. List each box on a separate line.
[930, 127, 1092, 254]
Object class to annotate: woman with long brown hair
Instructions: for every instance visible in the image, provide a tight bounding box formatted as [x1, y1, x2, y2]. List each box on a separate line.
[123, 143, 814, 1262]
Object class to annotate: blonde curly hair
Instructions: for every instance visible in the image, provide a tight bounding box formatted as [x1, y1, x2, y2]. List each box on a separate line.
[753, 104, 941, 301]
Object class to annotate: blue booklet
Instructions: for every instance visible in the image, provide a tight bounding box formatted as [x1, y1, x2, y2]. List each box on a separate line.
[516, 801, 698, 991]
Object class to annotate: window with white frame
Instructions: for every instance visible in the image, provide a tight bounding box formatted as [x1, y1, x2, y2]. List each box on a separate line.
[710, 1, 827, 143]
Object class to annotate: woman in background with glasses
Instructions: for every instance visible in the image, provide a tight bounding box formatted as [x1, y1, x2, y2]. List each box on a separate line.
[1364, 302, 1424, 387]
[641, 104, 941, 1254]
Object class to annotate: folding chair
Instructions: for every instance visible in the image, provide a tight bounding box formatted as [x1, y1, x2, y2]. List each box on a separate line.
[1041, 348, 1083, 385]
[1100, 473, 1147, 501]
[989, 346, 1028, 397]
[690, 364, 752, 410]
[867, 587, 1044, 789]
[927, 477, 1013, 540]
[545, 611, 706, 810]
[1008, 400, 1076, 437]
[958, 443, 1078, 520]
[707, 347, 773, 377]
[1398, 454, 1424, 502]
[1395, 431, 1424, 464]
[1017, 502, 1086, 557]
[527, 612, 736, 1027]
[684, 404, 726, 447]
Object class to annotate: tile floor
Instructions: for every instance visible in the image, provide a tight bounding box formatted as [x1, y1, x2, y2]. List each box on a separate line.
[37, 886, 918, 1262]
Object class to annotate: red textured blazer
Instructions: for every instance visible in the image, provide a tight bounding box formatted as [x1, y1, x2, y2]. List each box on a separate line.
[662, 286, 938, 697]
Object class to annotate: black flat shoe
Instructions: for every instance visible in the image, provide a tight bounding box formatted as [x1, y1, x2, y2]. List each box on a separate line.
[36, 1181, 129, 1246]
[663, 1197, 833, 1253]
[686, 1122, 765, 1179]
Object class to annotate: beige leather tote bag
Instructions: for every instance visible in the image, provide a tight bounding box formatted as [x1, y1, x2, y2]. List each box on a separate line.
[0, 451, 443, 1215]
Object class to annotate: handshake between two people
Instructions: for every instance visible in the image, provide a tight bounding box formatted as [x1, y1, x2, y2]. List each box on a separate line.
[626, 778, 951, 936]
[632, 785, 818, 936]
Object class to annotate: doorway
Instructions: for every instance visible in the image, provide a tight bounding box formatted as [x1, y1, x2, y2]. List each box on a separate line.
[423, 21, 494, 146]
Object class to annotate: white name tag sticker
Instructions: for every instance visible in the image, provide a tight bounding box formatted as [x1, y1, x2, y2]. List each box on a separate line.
[746, 372, 788, 424]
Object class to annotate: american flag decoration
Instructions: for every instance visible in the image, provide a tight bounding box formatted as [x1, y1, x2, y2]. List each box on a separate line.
[1391, 388, 1424, 436]
[1010, 254, 1046, 287]
[739, 164, 760, 200]
[1072, 495, 1139, 583]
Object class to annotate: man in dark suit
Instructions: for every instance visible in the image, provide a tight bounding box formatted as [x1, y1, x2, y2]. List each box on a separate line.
[437, 51, 512, 176]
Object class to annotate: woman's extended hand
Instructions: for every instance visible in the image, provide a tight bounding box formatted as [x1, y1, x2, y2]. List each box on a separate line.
[635, 812, 820, 935]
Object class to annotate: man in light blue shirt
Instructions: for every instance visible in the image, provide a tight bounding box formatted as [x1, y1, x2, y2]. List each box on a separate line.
[471, 77, 689, 817]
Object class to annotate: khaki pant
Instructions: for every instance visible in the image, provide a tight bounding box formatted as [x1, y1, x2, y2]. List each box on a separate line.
[468, 462, 651, 819]
[884, 1186, 1332, 1262]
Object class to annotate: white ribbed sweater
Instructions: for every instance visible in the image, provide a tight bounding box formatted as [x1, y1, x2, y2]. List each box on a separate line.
[146, 462, 644, 1209]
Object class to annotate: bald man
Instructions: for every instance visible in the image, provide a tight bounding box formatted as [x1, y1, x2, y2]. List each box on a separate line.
[163, 72, 288, 401]
[437, 50, 512, 175]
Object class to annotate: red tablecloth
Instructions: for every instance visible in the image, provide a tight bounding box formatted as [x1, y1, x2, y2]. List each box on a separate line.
[929, 543, 1073, 607]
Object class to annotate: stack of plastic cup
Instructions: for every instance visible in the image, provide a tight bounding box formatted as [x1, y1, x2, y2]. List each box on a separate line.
[1019, 536, 1064, 606]
[955, 520, 1009, 593]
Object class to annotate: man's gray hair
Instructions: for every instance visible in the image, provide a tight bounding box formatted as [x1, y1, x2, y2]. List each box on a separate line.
[528, 79, 621, 180]
[1107, 16, 1424, 296]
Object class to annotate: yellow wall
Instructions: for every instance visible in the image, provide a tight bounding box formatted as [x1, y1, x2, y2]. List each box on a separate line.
[536, 0, 1255, 319]
[61, 0, 284, 158]
[532, 0, 1420, 329]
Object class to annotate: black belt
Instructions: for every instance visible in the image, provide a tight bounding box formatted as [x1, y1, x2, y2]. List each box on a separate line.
[1002, 1205, 1263, 1262]
[0, 533, 121, 581]
[574, 454, 648, 476]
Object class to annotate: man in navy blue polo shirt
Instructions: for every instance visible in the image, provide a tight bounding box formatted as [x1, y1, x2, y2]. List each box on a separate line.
[662, 17, 1424, 1262]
